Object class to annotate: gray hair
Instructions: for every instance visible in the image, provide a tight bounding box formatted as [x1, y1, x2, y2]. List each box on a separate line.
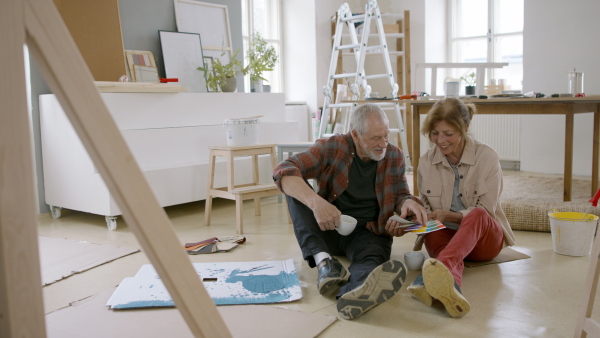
[349, 103, 388, 135]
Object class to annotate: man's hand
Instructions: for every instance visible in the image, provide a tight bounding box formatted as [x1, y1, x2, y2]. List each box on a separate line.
[399, 199, 428, 226]
[385, 219, 409, 237]
[310, 197, 342, 231]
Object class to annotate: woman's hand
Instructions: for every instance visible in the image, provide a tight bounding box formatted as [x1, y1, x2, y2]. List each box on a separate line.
[428, 210, 448, 223]
[428, 210, 463, 224]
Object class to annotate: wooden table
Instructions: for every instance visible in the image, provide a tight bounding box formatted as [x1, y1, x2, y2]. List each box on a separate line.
[409, 97, 600, 201]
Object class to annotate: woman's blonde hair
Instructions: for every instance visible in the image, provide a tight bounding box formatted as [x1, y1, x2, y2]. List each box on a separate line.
[421, 97, 476, 141]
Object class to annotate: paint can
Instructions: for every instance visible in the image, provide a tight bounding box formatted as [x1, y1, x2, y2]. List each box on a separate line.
[548, 211, 599, 256]
[224, 118, 260, 146]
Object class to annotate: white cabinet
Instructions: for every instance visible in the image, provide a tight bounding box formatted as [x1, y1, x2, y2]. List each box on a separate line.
[40, 92, 299, 230]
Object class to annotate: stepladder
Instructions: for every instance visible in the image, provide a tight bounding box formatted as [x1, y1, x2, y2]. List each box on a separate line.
[204, 144, 282, 234]
[319, 0, 411, 168]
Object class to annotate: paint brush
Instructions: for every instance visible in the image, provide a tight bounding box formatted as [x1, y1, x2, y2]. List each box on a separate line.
[582, 188, 600, 219]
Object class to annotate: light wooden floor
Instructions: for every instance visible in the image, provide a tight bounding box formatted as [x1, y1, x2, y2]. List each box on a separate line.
[39, 193, 599, 337]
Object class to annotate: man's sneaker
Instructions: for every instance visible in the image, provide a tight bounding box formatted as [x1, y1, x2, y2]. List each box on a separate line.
[422, 258, 470, 318]
[317, 257, 347, 294]
[407, 274, 433, 306]
[336, 259, 406, 320]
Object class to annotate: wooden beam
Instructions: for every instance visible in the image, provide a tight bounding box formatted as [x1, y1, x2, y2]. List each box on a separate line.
[0, 0, 47, 336]
[22, 0, 231, 336]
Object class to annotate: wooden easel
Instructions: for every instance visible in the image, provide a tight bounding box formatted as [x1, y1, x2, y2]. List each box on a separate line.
[0, 0, 230, 336]
[574, 225, 600, 337]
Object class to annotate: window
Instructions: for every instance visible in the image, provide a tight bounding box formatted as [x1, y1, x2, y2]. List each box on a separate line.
[449, 0, 523, 91]
[242, 0, 282, 92]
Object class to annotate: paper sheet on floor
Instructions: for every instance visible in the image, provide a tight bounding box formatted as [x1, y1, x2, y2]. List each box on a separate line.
[106, 259, 302, 309]
[47, 288, 335, 338]
[39, 236, 139, 285]
[465, 247, 531, 267]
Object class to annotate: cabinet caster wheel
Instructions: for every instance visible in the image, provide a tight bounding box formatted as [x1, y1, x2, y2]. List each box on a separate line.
[105, 216, 118, 231]
[50, 205, 62, 219]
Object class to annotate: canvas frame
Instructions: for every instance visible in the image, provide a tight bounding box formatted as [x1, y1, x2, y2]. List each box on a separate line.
[174, 0, 233, 68]
[158, 30, 207, 93]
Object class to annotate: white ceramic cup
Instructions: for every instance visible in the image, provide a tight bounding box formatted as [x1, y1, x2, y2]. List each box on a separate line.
[404, 251, 426, 271]
[336, 215, 357, 236]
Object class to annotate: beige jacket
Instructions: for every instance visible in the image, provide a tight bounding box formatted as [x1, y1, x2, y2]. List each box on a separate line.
[417, 136, 515, 246]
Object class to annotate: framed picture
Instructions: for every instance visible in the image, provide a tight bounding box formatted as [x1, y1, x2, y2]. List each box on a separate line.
[124, 50, 158, 82]
[174, 0, 232, 68]
[158, 30, 207, 93]
[133, 64, 159, 83]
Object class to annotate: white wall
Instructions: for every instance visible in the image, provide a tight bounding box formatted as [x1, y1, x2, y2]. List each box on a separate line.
[522, 0, 600, 177]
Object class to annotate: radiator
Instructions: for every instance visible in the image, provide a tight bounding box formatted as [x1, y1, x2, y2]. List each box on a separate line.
[469, 115, 520, 161]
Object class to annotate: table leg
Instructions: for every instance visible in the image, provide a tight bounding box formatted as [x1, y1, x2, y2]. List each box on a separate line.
[592, 108, 599, 197]
[412, 105, 421, 196]
[235, 195, 243, 234]
[564, 112, 574, 202]
[205, 152, 216, 226]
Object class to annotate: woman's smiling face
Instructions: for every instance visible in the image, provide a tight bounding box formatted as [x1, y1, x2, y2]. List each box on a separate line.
[430, 120, 465, 164]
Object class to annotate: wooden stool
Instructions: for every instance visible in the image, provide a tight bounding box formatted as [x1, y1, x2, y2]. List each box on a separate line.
[204, 144, 281, 234]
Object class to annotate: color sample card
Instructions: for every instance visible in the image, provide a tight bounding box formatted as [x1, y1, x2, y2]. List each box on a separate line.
[388, 215, 446, 233]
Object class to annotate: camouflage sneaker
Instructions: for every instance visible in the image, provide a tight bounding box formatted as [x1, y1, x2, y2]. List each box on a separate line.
[336, 260, 406, 320]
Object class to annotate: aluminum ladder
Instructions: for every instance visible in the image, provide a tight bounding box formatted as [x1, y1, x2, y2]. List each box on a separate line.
[319, 0, 411, 167]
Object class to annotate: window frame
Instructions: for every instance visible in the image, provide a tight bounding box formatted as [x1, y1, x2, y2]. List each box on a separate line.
[242, 0, 283, 93]
[447, 0, 523, 90]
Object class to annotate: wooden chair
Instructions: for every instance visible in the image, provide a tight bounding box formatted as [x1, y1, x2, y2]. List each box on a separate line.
[205, 144, 281, 234]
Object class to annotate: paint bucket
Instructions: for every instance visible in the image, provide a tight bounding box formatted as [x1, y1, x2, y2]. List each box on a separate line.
[224, 118, 260, 147]
[548, 211, 599, 256]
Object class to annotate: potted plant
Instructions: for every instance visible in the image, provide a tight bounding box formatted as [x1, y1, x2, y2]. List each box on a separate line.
[246, 32, 278, 92]
[460, 72, 476, 95]
[197, 49, 247, 92]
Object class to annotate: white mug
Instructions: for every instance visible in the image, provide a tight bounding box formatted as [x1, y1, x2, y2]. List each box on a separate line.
[404, 251, 426, 271]
[336, 215, 357, 236]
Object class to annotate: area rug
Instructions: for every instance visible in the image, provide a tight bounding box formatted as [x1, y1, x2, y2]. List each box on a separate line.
[39, 236, 140, 285]
[405, 173, 599, 233]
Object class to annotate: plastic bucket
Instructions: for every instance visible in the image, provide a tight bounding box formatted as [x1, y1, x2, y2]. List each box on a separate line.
[548, 211, 599, 256]
[224, 118, 260, 147]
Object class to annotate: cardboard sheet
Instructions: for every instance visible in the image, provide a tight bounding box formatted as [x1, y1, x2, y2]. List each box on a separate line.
[39, 236, 140, 285]
[46, 288, 336, 338]
[465, 247, 530, 268]
[106, 259, 302, 309]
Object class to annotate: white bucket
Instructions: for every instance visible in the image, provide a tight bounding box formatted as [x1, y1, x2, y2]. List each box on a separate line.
[548, 211, 599, 256]
[224, 118, 260, 147]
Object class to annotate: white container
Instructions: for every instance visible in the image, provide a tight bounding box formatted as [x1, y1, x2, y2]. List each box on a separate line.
[336, 215, 357, 236]
[548, 211, 599, 256]
[444, 81, 460, 97]
[224, 118, 260, 147]
[568, 70, 584, 95]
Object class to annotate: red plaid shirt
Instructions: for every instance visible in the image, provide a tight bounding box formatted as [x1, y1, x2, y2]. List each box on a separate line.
[273, 132, 419, 235]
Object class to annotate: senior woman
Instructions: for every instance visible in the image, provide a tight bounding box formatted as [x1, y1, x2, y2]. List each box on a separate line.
[406, 97, 515, 318]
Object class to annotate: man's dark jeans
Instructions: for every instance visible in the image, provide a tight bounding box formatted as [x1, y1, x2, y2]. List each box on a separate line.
[286, 194, 393, 297]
